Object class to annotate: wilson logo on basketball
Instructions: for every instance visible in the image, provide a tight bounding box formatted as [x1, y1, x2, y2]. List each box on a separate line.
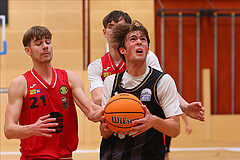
[111, 116, 139, 124]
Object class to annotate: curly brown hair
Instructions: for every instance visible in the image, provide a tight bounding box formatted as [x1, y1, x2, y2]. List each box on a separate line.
[110, 20, 150, 62]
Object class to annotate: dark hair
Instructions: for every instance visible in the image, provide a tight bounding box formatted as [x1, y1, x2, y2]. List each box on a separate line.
[22, 26, 52, 47]
[102, 10, 132, 29]
[110, 20, 150, 62]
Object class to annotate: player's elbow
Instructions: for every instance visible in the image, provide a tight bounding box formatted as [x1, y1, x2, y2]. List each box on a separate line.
[171, 125, 180, 138]
[4, 127, 13, 139]
[92, 97, 102, 106]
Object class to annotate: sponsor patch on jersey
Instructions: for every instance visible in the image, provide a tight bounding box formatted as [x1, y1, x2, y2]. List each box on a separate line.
[103, 71, 111, 78]
[61, 97, 69, 109]
[140, 88, 152, 101]
[49, 112, 63, 133]
[30, 89, 40, 95]
[60, 85, 68, 95]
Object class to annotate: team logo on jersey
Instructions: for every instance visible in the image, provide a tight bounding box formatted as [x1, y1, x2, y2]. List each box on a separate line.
[60, 85, 68, 95]
[49, 112, 63, 133]
[104, 67, 111, 71]
[30, 89, 40, 95]
[140, 88, 152, 101]
[61, 97, 69, 109]
[30, 84, 36, 88]
[103, 71, 111, 78]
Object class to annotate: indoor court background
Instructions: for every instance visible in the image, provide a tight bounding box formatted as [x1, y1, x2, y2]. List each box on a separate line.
[1, 0, 240, 160]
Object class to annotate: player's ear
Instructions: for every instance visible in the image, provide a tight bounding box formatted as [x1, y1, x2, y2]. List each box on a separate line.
[103, 28, 107, 38]
[25, 47, 32, 56]
[119, 47, 126, 55]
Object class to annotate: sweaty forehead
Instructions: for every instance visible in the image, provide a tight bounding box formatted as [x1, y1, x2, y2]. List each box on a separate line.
[127, 31, 145, 38]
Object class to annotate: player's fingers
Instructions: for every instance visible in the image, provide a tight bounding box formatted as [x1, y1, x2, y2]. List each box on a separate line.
[132, 119, 141, 124]
[39, 114, 51, 120]
[131, 131, 144, 137]
[42, 122, 58, 128]
[43, 128, 56, 133]
[141, 105, 149, 115]
[41, 132, 53, 138]
[131, 123, 146, 133]
[198, 115, 205, 121]
[43, 118, 56, 124]
[100, 116, 106, 123]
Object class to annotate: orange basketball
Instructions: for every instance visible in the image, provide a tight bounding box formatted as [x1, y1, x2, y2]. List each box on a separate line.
[104, 93, 145, 135]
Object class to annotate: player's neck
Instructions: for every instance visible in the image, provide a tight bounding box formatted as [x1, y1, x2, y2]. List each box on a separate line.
[109, 47, 122, 61]
[126, 63, 146, 76]
[33, 63, 53, 84]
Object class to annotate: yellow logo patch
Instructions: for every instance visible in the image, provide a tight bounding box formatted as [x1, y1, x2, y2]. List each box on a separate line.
[30, 89, 40, 95]
[60, 85, 68, 95]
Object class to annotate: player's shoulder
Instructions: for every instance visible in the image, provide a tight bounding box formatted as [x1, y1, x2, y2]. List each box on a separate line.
[88, 58, 102, 70]
[104, 74, 115, 83]
[147, 50, 156, 57]
[9, 75, 27, 92]
[89, 58, 101, 66]
[11, 75, 26, 85]
[65, 70, 80, 80]
[160, 73, 175, 85]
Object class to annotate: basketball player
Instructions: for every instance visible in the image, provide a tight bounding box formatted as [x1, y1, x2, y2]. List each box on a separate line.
[100, 20, 182, 160]
[4, 26, 103, 160]
[87, 10, 205, 121]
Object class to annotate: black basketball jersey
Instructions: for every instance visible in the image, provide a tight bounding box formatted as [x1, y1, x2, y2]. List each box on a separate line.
[100, 67, 166, 160]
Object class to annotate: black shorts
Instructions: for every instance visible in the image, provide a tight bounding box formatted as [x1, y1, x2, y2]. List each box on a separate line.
[165, 135, 172, 153]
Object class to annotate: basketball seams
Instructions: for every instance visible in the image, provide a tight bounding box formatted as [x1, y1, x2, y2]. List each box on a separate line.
[104, 112, 145, 114]
[104, 93, 145, 134]
[105, 97, 142, 111]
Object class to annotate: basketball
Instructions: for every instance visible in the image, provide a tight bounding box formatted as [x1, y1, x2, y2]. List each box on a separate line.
[104, 93, 145, 135]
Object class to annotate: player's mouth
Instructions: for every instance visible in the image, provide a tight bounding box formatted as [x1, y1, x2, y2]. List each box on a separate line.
[42, 52, 51, 55]
[136, 48, 143, 54]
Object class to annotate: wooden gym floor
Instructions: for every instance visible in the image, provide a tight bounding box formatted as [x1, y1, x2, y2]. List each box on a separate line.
[1, 145, 240, 160]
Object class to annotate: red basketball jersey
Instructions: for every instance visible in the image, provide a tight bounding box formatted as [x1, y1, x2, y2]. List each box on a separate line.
[101, 52, 126, 81]
[19, 68, 78, 159]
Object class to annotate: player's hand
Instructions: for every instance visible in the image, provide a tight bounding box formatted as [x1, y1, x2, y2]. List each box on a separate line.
[130, 105, 153, 137]
[100, 118, 113, 139]
[185, 102, 205, 121]
[185, 125, 192, 134]
[32, 114, 58, 138]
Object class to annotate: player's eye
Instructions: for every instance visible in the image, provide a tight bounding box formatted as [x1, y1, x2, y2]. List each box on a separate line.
[130, 37, 136, 41]
[45, 40, 51, 44]
[35, 41, 42, 46]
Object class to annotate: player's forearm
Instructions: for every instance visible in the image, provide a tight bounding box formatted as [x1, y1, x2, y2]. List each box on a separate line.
[178, 93, 189, 112]
[181, 113, 190, 125]
[4, 123, 35, 139]
[151, 115, 180, 138]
